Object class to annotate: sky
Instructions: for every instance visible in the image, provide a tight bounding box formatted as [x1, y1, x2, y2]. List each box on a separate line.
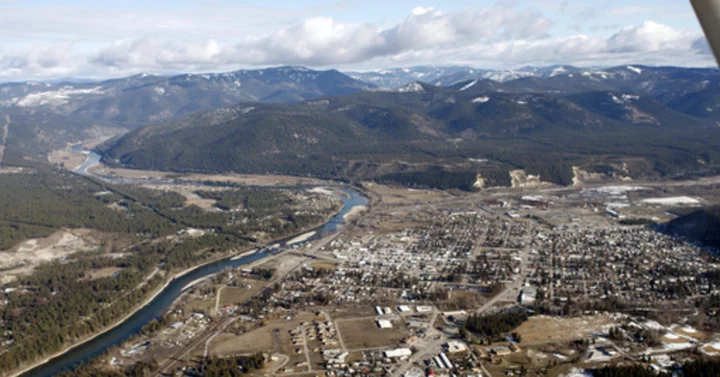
[0, 0, 714, 80]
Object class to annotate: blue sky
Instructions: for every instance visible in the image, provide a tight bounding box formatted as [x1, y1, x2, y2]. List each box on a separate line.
[0, 0, 712, 80]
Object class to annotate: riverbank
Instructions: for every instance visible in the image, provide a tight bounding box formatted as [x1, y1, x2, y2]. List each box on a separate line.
[343, 205, 367, 220]
[8, 245, 266, 377]
[8, 193, 354, 377]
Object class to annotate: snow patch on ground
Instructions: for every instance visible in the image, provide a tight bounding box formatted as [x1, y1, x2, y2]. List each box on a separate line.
[459, 79, 477, 91]
[644, 320, 666, 331]
[627, 66, 643, 74]
[550, 67, 567, 77]
[641, 196, 700, 205]
[622, 94, 640, 102]
[585, 186, 648, 196]
[398, 82, 425, 93]
[9, 86, 104, 107]
[681, 326, 697, 334]
[153, 86, 166, 96]
[472, 96, 490, 103]
[562, 368, 592, 377]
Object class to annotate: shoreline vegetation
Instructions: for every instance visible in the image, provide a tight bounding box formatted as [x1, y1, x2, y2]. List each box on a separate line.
[4, 191, 351, 377]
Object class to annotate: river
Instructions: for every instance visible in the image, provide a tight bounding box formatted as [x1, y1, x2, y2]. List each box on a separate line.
[19, 150, 367, 377]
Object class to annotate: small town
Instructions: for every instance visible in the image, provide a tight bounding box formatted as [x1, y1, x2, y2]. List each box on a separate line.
[84, 179, 720, 377]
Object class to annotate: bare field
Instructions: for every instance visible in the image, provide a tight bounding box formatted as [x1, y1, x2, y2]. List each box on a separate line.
[47, 149, 88, 171]
[219, 281, 267, 307]
[364, 182, 450, 205]
[140, 184, 218, 209]
[181, 173, 325, 187]
[330, 307, 378, 319]
[336, 318, 407, 350]
[311, 262, 338, 271]
[210, 312, 317, 357]
[0, 229, 99, 278]
[89, 166, 329, 187]
[255, 252, 308, 277]
[80, 267, 124, 281]
[89, 165, 176, 180]
[515, 315, 614, 345]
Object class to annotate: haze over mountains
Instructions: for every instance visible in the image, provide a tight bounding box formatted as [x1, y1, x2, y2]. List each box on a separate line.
[4, 64, 720, 190]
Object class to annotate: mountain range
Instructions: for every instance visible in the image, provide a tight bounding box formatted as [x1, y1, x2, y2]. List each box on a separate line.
[0, 67, 373, 128]
[4, 64, 720, 189]
[98, 65, 720, 189]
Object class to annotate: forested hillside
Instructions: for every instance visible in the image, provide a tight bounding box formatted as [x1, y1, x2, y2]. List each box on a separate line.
[0, 166, 340, 373]
[667, 207, 720, 248]
[100, 80, 720, 190]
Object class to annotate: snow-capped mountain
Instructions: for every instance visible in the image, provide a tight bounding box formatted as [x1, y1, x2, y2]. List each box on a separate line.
[0, 66, 373, 127]
[347, 66, 484, 88]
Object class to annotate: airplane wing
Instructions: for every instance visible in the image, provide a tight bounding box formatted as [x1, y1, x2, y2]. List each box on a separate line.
[692, 0, 720, 66]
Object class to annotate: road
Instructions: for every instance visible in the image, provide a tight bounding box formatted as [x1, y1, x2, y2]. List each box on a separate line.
[392, 222, 535, 377]
[214, 285, 226, 316]
[390, 309, 441, 377]
[153, 316, 236, 376]
[152, 227, 349, 376]
[476, 221, 534, 314]
[0, 115, 9, 167]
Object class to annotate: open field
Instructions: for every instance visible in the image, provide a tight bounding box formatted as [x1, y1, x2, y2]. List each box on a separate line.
[89, 165, 175, 180]
[336, 318, 407, 350]
[182, 173, 326, 187]
[218, 281, 267, 307]
[87, 163, 328, 187]
[47, 149, 89, 171]
[363, 182, 451, 205]
[515, 315, 614, 345]
[254, 252, 308, 277]
[210, 312, 318, 357]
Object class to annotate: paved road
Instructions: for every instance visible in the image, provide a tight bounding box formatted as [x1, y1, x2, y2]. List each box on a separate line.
[153, 316, 235, 376]
[390, 309, 441, 377]
[392, 222, 535, 377]
[476, 221, 533, 314]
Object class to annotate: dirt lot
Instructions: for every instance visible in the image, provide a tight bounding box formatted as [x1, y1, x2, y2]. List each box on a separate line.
[80, 267, 124, 281]
[255, 252, 308, 277]
[0, 229, 100, 281]
[515, 315, 614, 346]
[336, 318, 407, 350]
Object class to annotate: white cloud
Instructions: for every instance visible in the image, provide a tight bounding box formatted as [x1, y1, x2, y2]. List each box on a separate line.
[0, 4, 714, 81]
[607, 21, 697, 53]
